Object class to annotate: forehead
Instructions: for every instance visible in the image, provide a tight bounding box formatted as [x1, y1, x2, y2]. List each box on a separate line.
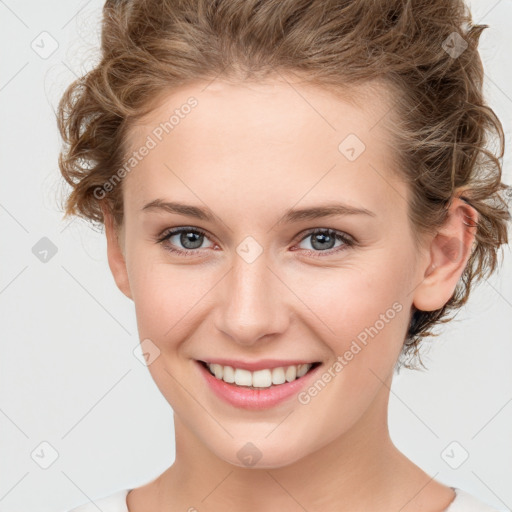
[123, 76, 407, 223]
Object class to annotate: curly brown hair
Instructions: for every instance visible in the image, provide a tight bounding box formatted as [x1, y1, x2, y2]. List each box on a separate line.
[56, 0, 511, 370]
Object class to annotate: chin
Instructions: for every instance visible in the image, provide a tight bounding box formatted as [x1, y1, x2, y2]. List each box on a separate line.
[213, 439, 308, 469]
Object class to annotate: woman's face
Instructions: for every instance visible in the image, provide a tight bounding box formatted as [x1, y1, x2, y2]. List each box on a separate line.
[109, 76, 431, 468]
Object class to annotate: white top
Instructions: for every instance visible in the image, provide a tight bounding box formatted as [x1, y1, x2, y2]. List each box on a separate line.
[65, 487, 502, 511]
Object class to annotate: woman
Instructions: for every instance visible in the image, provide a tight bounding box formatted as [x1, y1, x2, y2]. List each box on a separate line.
[57, 0, 510, 510]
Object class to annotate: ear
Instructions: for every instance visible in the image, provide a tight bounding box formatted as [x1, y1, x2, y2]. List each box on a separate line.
[413, 196, 478, 312]
[102, 203, 133, 300]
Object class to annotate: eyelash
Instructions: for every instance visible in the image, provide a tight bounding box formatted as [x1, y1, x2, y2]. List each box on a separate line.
[155, 226, 356, 259]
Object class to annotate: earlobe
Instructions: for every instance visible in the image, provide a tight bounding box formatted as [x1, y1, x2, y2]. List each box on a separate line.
[413, 197, 478, 312]
[102, 203, 133, 300]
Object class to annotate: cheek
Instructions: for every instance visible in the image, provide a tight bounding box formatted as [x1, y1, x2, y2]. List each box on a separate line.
[288, 260, 412, 427]
[128, 258, 219, 343]
[290, 253, 413, 367]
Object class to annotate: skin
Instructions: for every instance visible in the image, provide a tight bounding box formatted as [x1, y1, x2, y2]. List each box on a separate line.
[102, 75, 478, 512]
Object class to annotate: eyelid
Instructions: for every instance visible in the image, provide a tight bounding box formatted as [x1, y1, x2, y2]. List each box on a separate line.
[293, 226, 355, 243]
[156, 225, 213, 244]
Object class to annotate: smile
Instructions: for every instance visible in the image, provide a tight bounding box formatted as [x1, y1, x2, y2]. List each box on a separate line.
[195, 359, 323, 410]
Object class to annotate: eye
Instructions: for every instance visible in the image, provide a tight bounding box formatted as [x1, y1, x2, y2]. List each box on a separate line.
[293, 228, 355, 258]
[156, 227, 215, 256]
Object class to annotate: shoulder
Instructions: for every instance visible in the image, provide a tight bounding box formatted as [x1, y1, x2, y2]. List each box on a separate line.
[64, 489, 131, 512]
[445, 488, 503, 512]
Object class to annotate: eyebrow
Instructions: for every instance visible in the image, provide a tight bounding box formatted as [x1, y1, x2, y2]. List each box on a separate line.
[142, 199, 376, 224]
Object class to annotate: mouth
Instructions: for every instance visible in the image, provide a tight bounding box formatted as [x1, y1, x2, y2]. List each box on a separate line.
[197, 360, 322, 389]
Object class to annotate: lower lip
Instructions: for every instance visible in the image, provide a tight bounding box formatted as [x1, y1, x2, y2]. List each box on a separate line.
[195, 360, 322, 410]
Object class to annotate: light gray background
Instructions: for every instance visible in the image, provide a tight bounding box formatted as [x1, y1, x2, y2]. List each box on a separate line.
[0, 1, 511, 511]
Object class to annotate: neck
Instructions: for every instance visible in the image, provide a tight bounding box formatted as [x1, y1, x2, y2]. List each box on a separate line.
[150, 381, 447, 512]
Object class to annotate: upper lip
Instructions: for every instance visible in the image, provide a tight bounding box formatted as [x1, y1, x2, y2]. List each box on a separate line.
[197, 358, 321, 372]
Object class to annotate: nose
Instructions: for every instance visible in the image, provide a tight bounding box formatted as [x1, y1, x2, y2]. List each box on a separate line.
[213, 253, 290, 347]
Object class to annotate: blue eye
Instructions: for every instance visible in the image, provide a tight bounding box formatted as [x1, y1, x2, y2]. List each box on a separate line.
[294, 228, 354, 258]
[156, 227, 355, 258]
[157, 227, 214, 256]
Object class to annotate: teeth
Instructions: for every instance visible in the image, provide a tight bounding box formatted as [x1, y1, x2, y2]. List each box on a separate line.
[235, 368, 252, 386]
[297, 364, 310, 378]
[285, 365, 296, 382]
[222, 365, 235, 383]
[206, 363, 314, 388]
[213, 364, 223, 380]
[272, 367, 286, 385]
